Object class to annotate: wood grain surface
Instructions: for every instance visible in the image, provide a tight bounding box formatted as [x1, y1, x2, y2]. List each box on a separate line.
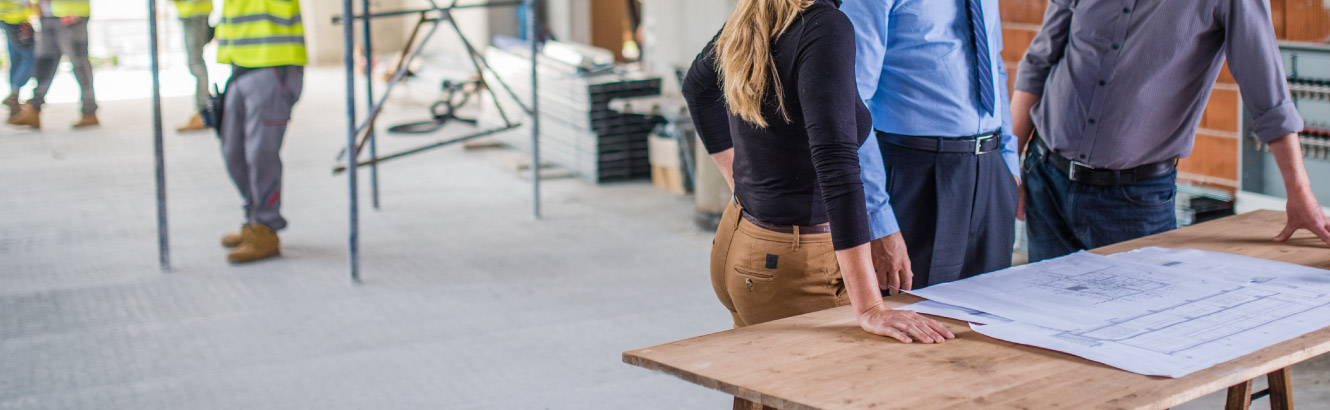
[624, 211, 1330, 410]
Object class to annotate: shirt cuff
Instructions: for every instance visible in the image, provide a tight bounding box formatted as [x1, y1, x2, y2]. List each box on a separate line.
[1253, 100, 1305, 143]
[868, 202, 901, 240]
[1014, 74, 1047, 96]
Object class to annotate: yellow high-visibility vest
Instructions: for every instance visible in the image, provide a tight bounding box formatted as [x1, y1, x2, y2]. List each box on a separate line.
[216, 0, 307, 68]
[174, 0, 212, 19]
[0, 0, 32, 24]
[49, 0, 88, 18]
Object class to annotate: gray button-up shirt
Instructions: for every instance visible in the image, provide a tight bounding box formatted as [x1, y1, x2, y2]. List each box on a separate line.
[1016, 0, 1303, 170]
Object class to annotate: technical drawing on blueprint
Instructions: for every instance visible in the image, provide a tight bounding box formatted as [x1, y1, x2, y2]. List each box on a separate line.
[904, 248, 1330, 377]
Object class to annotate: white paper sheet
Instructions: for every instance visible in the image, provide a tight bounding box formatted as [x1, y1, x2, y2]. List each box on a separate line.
[898, 300, 1012, 324]
[909, 248, 1330, 378]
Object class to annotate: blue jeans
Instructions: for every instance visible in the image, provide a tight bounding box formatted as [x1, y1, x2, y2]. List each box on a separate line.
[2, 22, 35, 93]
[1022, 144, 1177, 262]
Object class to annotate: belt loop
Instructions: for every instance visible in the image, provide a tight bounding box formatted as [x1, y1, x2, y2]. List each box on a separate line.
[792, 226, 801, 250]
[731, 197, 743, 231]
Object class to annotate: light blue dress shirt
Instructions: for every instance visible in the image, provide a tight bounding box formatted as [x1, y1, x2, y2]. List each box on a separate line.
[843, 0, 1021, 239]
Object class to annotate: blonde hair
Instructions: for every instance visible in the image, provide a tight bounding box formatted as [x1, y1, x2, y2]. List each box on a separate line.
[714, 0, 811, 128]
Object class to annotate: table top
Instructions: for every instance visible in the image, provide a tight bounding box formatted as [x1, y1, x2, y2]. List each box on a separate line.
[623, 210, 1330, 410]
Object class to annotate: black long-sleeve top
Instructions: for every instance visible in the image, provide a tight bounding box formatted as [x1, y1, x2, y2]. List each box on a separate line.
[681, 0, 871, 250]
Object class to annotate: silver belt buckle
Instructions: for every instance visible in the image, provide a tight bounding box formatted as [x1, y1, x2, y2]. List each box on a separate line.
[974, 134, 994, 155]
[1068, 160, 1095, 181]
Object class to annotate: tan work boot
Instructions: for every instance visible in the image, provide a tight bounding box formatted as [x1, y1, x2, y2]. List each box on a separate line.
[7, 103, 39, 129]
[72, 114, 99, 128]
[220, 224, 252, 248]
[176, 114, 207, 132]
[227, 224, 280, 264]
[3, 94, 17, 117]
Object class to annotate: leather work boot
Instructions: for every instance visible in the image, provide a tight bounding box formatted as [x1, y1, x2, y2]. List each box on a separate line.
[3, 94, 17, 117]
[72, 114, 99, 128]
[176, 114, 207, 132]
[227, 224, 280, 264]
[220, 224, 251, 248]
[7, 104, 39, 129]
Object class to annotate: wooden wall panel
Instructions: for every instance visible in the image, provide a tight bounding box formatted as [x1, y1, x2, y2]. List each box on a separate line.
[1284, 0, 1330, 42]
[999, 1, 1046, 25]
[1002, 27, 1038, 64]
[1178, 132, 1240, 187]
[1200, 88, 1241, 133]
[1272, 0, 1288, 38]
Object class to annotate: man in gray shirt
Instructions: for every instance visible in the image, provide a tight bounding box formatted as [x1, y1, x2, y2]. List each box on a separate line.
[1010, 0, 1330, 262]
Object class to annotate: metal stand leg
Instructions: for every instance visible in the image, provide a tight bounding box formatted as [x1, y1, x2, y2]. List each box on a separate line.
[527, 0, 540, 219]
[343, 0, 361, 284]
[148, 0, 170, 272]
[362, 0, 380, 210]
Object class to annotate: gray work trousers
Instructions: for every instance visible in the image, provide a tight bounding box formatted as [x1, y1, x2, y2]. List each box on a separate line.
[31, 17, 96, 115]
[221, 67, 303, 231]
[181, 16, 210, 111]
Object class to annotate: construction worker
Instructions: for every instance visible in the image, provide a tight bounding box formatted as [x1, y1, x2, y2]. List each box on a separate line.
[1, 0, 34, 119]
[215, 0, 305, 264]
[9, 0, 99, 129]
[173, 0, 212, 132]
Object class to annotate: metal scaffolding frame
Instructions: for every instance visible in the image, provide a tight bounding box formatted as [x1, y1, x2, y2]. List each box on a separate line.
[145, 0, 543, 282]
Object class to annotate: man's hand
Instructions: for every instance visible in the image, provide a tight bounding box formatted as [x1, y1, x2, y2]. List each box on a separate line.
[1276, 190, 1330, 245]
[1266, 133, 1330, 246]
[1016, 175, 1026, 221]
[857, 303, 955, 344]
[871, 233, 912, 295]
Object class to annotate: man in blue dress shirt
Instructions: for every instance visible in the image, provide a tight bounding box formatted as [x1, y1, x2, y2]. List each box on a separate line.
[841, 0, 1020, 292]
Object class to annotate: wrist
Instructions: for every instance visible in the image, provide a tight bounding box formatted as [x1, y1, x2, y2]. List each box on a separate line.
[854, 300, 886, 317]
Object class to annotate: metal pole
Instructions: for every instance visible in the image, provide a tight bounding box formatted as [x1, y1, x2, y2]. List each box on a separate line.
[343, 0, 361, 284]
[527, 0, 541, 219]
[362, 0, 380, 210]
[148, 0, 170, 272]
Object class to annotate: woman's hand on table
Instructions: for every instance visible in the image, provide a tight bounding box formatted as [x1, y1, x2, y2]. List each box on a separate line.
[857, 304, 955, 344]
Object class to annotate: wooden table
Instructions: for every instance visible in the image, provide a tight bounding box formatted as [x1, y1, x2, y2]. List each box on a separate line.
[624, 210, 1330, 410]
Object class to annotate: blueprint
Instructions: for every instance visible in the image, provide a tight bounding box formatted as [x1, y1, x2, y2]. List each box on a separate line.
[906, 248, 1330, 378]
[899, 300, 1011, 325]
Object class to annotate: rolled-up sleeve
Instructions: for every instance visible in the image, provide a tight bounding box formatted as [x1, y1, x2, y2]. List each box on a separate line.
[1225, 0, 1303, 142]
[681, 34, 736, 154]
[1015, 0, 1073, 95]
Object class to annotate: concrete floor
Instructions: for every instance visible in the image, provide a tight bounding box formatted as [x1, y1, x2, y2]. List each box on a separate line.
[2, 68, 1327, 409]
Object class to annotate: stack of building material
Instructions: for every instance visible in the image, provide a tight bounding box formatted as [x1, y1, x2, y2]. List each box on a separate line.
[1176, 185, 1235, 227]
[479, 46, 664, 183]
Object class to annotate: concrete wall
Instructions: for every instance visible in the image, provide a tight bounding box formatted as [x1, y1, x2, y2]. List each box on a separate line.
[640, 0, 736, 94]
[301, 0, 520, 66]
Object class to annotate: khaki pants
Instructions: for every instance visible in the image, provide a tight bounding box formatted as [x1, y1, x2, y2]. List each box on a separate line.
[710, 200, 850, 328]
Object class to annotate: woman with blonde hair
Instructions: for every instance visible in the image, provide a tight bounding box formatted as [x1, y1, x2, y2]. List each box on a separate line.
[682, 0, 952, 349]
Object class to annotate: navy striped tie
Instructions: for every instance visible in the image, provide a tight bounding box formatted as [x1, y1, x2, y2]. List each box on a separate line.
[965, 0, 995, 115]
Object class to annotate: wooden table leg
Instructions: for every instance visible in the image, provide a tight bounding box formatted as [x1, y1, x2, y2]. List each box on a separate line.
[1267, 367, 1293, 410]
[732, 397, 777, 410]
[1226, 379, 1253, 410]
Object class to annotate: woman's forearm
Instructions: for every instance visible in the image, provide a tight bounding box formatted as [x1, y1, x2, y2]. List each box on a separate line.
[834, 244, 885, 315]
[710, 149, 736, 192]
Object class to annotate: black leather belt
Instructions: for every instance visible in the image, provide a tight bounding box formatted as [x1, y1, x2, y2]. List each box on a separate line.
[740, 211, 832, 234]
[877, 130, 1002, 155]
[1032, 136, 1176, 187]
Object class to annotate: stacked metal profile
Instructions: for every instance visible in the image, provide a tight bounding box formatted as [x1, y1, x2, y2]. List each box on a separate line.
[1241, 43, 1330, 205]
[479, 46, 665, 183]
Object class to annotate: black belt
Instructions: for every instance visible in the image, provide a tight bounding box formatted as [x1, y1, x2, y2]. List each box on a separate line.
[877, 130, 1002, 155]
[1032, 136, 1176, 187]
[740, 211, 832, 234]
